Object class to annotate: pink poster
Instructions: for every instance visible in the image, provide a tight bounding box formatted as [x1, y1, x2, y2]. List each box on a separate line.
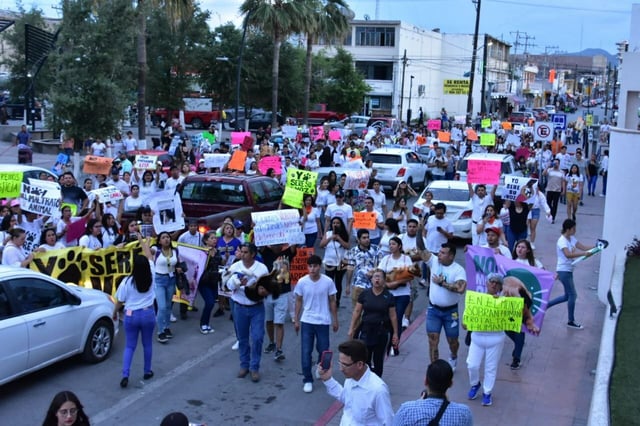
[310, 126, 324, 141]
[427, 119, 442, 131]
[66, 217, 88, 243]
[466, 159, 501, 185]
[328, 130, 342, 141]
[231, 131, 252, 145]
[258, 156, 282, 175]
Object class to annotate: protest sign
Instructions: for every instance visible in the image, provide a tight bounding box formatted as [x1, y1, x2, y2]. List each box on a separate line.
[479, 133, 496, 146]
[502, 122, 513, 130]
[91, 186, 124, 204]
[481, 118, 491, 129]
[465, 245, 554, 334]
[282, 186, 304, 208]
[0, 171, 23, 198]
[231, 131, 252, 145]
[416, 135, 427, 146]
[167, 136, 181, 156]
[228, 150, 247, 171]
[150, 191, 185, 234]
[286, 168, 318, 195]
[290, 247, 314, 285]
[258, 156, 282, 176]
[310, 126, 324, 141]
[83, 156, 113, 175]
[506, 133, 521, 146]
[282, 125, 298, 139]
[343, 170, 371, 190]
[251, 209, 304, 247]
[463, 291, 524, 332]
[437, 131, 451, 142]
[353, 211, 377, 230]
[466, 129, 478, 141]
[467, 159, 501, 185]
[427, 119, 441, 131]
[66, 217, 87, 242]
[20, 181, 62, 218]
[203, 153, 230, 170]
[134, 154, 158, 170]
[172, 243, 208, 305]
[502, 175, 537, 202]
[328, 130, 342, 141]
[242, 135, 254, 151]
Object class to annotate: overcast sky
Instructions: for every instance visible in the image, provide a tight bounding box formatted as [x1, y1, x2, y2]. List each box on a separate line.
[11, 0, 635, 54]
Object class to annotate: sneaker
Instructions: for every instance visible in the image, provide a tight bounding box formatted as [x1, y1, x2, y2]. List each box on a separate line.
[163, 328, 173, 339]
[567, 321, 584, 330]
[264, 342, 276, 353]
[170, 314, 177, 323]
[468, 382, 481, 400]
[389, 347, 396, 357]
[600, 193, 606, 197]
[274, 350, 285, 361]
[482, 393, 492, 406]
[303, 382, 313, 393]
[401, 316, 410, 328]
[231, 340, 239, 350]
[530, 242, 536, 250]
[418, 279, 427, 288]
[188, 305, 198, 312]
[157, 333, 169, 343]
[448, 357, 457, 372]
[510, 358, 521, 370]
[200, 325, 214, 334]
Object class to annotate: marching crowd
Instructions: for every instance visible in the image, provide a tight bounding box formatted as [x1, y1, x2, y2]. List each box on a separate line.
[6, 116, 607, 426]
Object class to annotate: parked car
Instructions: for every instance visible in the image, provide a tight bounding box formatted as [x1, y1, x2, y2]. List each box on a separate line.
[544, 105, 556, 115]
[455, 153, 521, 208]
[508, 111, 534, 123]
[411, 180, 473, 239]
[366, 117, 400, 133]
[0, 267, 117, 385]
[0, 164, 58, 183]
[366, 147, 429, 190]
[531, 108, 549, 121]
[230, 112, 285, 131]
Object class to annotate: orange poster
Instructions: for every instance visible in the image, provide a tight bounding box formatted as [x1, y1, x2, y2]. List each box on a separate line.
[437, 131, 451, 142]
[228, 150, 247, 171]
[353, 211, 377, 230]
[466, 129, 478, 141]
[290, 247, 314, 285]
[501, 122, 513, 130]
[416, 135, 427, 146]
[83, 156, 114, 175]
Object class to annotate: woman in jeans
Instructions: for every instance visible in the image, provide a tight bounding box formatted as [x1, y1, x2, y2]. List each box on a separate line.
[113, 234, 155, 387]
[319, 217, 350, 309]
[199, 230, 222, 334]
[586, 154, 599, 196]
[546, 219, 595, 330]
[153, 231, 183, 343]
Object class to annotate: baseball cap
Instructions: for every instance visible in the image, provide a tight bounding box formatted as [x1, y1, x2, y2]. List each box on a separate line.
[233, 220, 244, 229]
[10, 199, 20, 207]
[485, 226, 501, 235]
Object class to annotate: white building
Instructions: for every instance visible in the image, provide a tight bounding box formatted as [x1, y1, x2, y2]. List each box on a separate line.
[313, 20, 511, 122]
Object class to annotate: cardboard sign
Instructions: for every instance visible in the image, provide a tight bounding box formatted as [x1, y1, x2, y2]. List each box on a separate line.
[282, 125, 298, 139]
[427, 119, 441, 131]
[251, 209, 304, 247]
[353, 211, 377, 230]
[501, 122, 513, 130]
[343, 170, 371, 190]
[502, 175, 538, 202]
[91, 186, 124, 203]
[286, 168, 318, 195]
[481, 118, 491, 129]
[463, 291, 524, 332]
[0, 172, 23, 198]
[231, 131, 252, 145]
[310, 126, 324, 141]
[479, 133, 496, 146]
[228, 150, 247, 171]
[134, 154, 158, 170]
[203, 153, 230, 170]
[150, 190, 185, 234]
[437, 131, 451, 142]
[466, 129, 478, 141]
[20, 181, 62, 218]
[242, 135, 254, 151]
[328, 130, 342, 141]
[83, 156, 113, 175]
[258, 156, 282, 176]
[290, 247, 314, 285]
[466, 160, 501, 185]
[282, 186, 304, 208]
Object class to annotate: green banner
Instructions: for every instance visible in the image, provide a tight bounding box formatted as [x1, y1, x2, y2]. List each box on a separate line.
[463, 290, 524, 332]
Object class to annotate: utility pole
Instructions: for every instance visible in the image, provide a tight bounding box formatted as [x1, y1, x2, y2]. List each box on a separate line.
[509, 30, 522, 93]
[480, 34, 488, 115]
[604, 62, 611, 120]
[466, 0, 482, 126]
[399, 49, 407, 121]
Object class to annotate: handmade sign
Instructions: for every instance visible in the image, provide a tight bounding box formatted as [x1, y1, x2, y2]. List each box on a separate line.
[479, 133, 496, 146]
[258, 156, 282, 176]
[227, 150, 247, 171]
[463, 291, 524, 332]
[353, 211, 377, 230]
[502, 175, 537, 202]
[309, 126, 324, 141]
[506, 133, 521, 146]
[427, 119, 441, 131]
[150, 190, 185, 234]
[290, 247, 314, 285]
[343, 170, 371, 190]
[328, 130, 342, 141]
[286, 168, 318, 195]
[83, 156, 113, 175]
[0, 171, 23, 198]
[437, 131, 451, 142]
[481, 118, 491, 129]
[203, 153, 230, 170]
[91, 186, 124, 204]
[466, 129, 478, 141]
[282, 125, 298, 139]
[502, 122, 513, 130]
[20, 181, 62, 218]
[467, 159, 501, 185]
[251, 209, 304, 247]
[134, 154, 158, 170]
[231, 131, 252, 145]
[242, 135, 254, 151]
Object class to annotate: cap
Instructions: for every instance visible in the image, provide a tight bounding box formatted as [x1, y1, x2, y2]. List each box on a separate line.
[110, 166, 120, 175]
[485, 226, 501, 235]
[515, 194, 527, 203]
[112, 158, 121, 163]
[233, 220, 244, 229]
[336, 190, 345, 198]
[10, 199, 20, 207]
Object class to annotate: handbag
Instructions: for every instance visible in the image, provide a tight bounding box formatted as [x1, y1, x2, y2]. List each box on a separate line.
[176, 272, 190, 295]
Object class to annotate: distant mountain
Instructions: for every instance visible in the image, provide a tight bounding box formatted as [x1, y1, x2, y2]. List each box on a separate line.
[568, 48, 616, 64]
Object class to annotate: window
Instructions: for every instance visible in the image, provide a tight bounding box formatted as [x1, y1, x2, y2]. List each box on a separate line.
[181, 181, 247, 204]
[355, 62, 393, 80]
[249, 181, 268, 204]
[262, 179, 284, 202]
[368, 154, 401, 165]
[355, 27, 395, 47]
[0, 285, 12, 319]
[8, 279, 68, 314]
[406, 153, 421, 164]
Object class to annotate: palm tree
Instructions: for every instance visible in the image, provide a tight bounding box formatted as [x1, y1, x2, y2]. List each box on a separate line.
[302, 0, 353, 126]
[135, 0, 193, 144]
[240, 0, 314, 129]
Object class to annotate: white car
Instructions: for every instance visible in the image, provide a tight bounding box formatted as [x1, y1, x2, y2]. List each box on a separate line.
[0, 267, 117, 385]
[411, 180, 473, 239]
[367, 147, 429, 190]
[544, 105, 557, 114]
[456, 153, 521, 198]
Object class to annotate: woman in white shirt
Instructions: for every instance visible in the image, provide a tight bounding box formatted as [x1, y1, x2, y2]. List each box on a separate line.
[112, 234, 156, 388]
[512, 239, 543, 269]
[153, 231, 184, 343]
[378, 218, 401, 257]
[101, 213, 119, 248]
[387, 198, 409, 234]
[2, 229, 36, 267]
[133, 169, 160, 205]
[78, 219, 103, 250]
[319, 217, 351, 309]
[300, 195, 322, 248]
[123, 185, 144, 212]
[38, 228, 66, 251]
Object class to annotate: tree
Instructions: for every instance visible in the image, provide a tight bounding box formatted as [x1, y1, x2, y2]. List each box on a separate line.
[324, 48, 370, 114]
[240, 0, 314, 128]
[301, 0, 352, 123]
[47, 0, 136, 141]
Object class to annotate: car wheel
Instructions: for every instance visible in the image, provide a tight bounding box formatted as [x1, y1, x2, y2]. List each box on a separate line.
[191, 118, 204, 129]
[83, 319, 114, 363]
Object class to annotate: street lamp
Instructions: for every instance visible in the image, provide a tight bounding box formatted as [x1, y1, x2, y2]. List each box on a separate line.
[466, 0, 482, 126]
[26, 71, 35, 131]
[480, 37, 493, 115]
[407, 75, 414, 125]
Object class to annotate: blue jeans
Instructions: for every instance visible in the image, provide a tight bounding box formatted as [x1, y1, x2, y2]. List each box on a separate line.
[602, 171, 607, 195]
[301, 322, 330, 383]
[505, 330, 525, 361]
[122, 307, 155, 378]
[506, 227, 528, 252]
[304, 232, 318, 248]
[233, 302, 265, 372]
[155, 274, 175, 334]
[199, 284, 218, 327]
[547, 271, 577, 322]
[588, 175, 597, 195]
[394, 295, 411, 338]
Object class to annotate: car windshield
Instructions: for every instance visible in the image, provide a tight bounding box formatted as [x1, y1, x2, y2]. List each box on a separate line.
[428, 188, 470, 202]
[368, 154, 402, 164]
[181, 181, 247, 204]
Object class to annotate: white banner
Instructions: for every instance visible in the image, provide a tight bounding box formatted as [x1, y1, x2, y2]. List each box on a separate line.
[251, 209, 304, 247]
[502, 175, 538, 202]
[91, 186, 124, 204]
[151, 190, 185, 233]
[203, 153, 230, 169]
[343, 170, 371, 190]
[20, 181, 62, 218]
[282, 125, 298, 140]
[506, 133, 521, 146]
[135, 154, 158, 170]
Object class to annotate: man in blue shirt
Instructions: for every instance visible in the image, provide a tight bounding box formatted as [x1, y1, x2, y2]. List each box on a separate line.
[15, 124, 31, 146]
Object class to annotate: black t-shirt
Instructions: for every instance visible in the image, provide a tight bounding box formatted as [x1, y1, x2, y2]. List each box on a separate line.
[61, 185, 88, 210]
[509, 203, 529, 234]
[261, 246, 296, 293]
[358, 288, 394, 328]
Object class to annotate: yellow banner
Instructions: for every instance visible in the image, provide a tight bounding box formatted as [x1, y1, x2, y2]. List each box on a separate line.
[443, 79, 470, 95]
[463, 290, 524, 332]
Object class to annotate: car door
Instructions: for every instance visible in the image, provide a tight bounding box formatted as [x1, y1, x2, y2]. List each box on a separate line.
[405, 152, 425, 182]
[254, 179, 285, 210]
[7, 278, 85, 370]
[0, 283, 28, 384]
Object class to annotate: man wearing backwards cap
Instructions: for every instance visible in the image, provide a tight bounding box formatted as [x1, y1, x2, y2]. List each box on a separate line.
[481, 226, 511, 257]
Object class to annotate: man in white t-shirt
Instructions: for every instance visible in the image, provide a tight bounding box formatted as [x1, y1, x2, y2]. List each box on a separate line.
[294, 255, 338, 393]
[124, 131, 138, 153]
[325, 190, 354, 234]
[468, 183, 495, 245]
[177, 220, 203, 246]
[481, 226, 511, 257]
[164, 166, 184, 193]
[368, 180, 387, 217]
[425, 203, 454, 254]
[354, 197, 384, 245]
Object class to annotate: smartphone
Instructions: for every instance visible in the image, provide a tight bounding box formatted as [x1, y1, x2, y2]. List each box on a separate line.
[320, 350, 333, 370]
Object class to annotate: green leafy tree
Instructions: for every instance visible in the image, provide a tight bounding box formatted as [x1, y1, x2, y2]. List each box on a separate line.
[325, 48, 370, 114]
[47, 0, 136, 141]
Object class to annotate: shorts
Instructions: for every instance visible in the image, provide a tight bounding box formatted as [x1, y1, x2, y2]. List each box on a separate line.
[566, 192, 580, 203]
[410, 281, 419, 302]
[426, 305, 459, 338]
[529, 208, 540, 220]
[265, 292, 289, 324]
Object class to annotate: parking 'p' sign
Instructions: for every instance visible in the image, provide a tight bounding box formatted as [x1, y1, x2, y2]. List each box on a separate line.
[534, 122, 553, 142]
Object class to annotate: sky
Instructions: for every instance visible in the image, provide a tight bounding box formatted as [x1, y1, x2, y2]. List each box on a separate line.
[8, 0, 635, 54]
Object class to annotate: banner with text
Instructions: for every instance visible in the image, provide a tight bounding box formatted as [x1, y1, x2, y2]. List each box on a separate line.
[203, 153, 230, 170]
[251, 209, 304, 247]
[91, 186, 123, 204]
[134, 155, 158, 170]
[466, 159, 501, 185]
[0, 172, 23, 198]
[502, 175, 538, 202]
[20, 181, 62, 218]
[463, 291, 524, 332]
[443, 79, 469, 95]
[290, 247, 314, 285]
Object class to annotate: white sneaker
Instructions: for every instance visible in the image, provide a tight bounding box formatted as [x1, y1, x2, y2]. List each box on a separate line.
[448, 357, 457, 372]
[231, 340, 239, 350]
[170, 314, 177, 323]
[402, 316, 410, 328]
[530, 242, 536, 250]
[303, 382, 313, 393]
[389, 347, 396, 357]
